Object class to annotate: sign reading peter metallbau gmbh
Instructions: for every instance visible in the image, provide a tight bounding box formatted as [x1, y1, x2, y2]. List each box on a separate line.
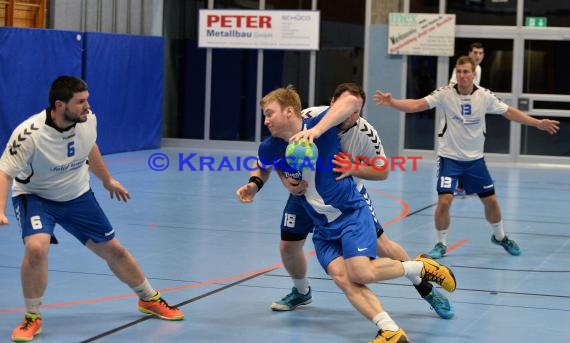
[199, 10, 320, 50]
[388, 13, 455, 56]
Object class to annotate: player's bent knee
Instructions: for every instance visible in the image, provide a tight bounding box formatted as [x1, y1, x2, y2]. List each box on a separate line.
[347, 270, 375, 285]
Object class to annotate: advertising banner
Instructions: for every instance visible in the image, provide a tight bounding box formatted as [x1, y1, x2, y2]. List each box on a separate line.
[388, 13, 455, 56]
[199, 10, 320, 50]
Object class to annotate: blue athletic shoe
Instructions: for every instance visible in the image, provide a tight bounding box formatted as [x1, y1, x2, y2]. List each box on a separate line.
[271, 287, 312, 311]
[453, 187, 467, 198]
[427, 242, 447, 259]
[424, 287, 455, 319]
[491, 235, 521, 256]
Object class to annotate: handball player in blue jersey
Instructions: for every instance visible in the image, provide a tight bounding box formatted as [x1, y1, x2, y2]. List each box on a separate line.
[237, 85, 457, 343]
[254, 83, 453, 320]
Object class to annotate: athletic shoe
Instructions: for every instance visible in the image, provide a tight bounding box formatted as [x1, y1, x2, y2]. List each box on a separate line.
[11, 312, 42, 342]
[415, 254, 457, 292]
[427, 242, 447, 259]
[491, 235, 521, 256]
[454, 187, 467, 198]
[369, 328, 409, 343]
[271, 287, 312, 311]
[138, 293, 184, 320]
[424, 287, 455, 319]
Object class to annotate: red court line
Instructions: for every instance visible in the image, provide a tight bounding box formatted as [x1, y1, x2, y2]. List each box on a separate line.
[446, 239, 469, 253]
[0, 188, 409, 314]
[366, 188, 410, 227]
[0, 251, 316, 315]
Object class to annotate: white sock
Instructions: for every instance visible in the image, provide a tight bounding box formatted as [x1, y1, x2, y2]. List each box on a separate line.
[437, 229, 449, 246]
[24, 297, 43, 315]
[293, 278, 310, 295]
[491, 221, 505, 241]
[410, 275, 422, 286]
[372, 312, 399, 331]
[133, 279, 158, 301]
[401, 261, 423, 281]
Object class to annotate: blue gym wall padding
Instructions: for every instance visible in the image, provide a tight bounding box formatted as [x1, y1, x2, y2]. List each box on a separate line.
[0, 27, 82, 152]
[0, 27, 164, 155]
[83, 32, 164, 154]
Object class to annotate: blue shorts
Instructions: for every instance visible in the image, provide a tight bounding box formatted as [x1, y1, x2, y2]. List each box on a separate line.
[280, 185, 383, 241]
[12, 190, 115, 245]
[436, 156, 495, 196]
[312, 205, 378, 272]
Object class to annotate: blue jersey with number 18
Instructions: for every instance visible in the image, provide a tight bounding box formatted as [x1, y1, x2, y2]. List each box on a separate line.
[258, 109, 366, 226]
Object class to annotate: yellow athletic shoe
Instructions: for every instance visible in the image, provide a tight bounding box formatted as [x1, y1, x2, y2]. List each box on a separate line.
[415, 254, 457, 292]
[369, 328, 409, 343]
[11, 313, 42, 342]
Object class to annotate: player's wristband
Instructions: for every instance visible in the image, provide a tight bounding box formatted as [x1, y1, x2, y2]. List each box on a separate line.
[249, 176, 264, 192]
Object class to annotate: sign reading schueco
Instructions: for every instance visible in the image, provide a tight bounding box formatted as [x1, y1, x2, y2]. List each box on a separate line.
[388, 13, 456, 56]
[199, 10, 320, 50]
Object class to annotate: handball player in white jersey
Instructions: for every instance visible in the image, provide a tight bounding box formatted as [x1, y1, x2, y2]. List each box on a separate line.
[374, 56, 560, 259]
[0, 76, 183, 342]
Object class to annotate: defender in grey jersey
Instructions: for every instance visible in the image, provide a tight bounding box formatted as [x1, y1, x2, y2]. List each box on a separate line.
[374, 56, 559, 259]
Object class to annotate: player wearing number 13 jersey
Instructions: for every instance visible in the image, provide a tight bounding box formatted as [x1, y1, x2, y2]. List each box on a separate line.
[374, 55, 559, 260]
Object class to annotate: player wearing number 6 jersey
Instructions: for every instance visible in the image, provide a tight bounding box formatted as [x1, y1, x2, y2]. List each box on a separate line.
[0, 76, 183, 342]
[374, 56, 560, 260]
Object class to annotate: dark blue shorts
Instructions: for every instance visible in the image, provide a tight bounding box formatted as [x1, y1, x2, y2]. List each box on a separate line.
[12, 190, 115, 245]
[312, 205, 378, 272]
[280, 185, 383, 241]
[436, 156, 495, 195]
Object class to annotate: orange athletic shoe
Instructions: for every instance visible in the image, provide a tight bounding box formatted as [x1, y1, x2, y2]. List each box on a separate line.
[138, 293, 184, 320]
[11, 312, 42, 342]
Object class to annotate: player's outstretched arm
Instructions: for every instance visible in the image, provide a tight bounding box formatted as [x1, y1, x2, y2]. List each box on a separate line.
[503, 107, 560, 135]
[291, 93, 363, 144]
[374, 90, 429, 113]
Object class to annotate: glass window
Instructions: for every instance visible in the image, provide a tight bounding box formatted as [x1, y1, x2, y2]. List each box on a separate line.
[446, 0, 516, 26]
[524, 40, 570, 95]
[404, 56, 437, 150]
[521, 117, 570, 156]
[450, 38, 513, 93]
[208, 0, 260, 141]
[410, 0, 439, 13]
[484, 114, 510, 154]
[210, 49, 258, 141]
[524, 1, 570, 28]
[315, 0, 365, 106]
[266, 0, 311, 10]
[262, 50, 311, 139]
[261, 0, 312, 139]
[163, 0, 207, 139]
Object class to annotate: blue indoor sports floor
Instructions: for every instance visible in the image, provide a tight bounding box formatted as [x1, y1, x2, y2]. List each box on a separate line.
[1, 146, 569, 342]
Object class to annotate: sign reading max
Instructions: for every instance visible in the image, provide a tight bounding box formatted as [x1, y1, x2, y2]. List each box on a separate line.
[199, 9, 320, 50]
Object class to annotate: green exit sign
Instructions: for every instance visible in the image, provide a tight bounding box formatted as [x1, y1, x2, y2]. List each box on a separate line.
[525, 17, 547, 27]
